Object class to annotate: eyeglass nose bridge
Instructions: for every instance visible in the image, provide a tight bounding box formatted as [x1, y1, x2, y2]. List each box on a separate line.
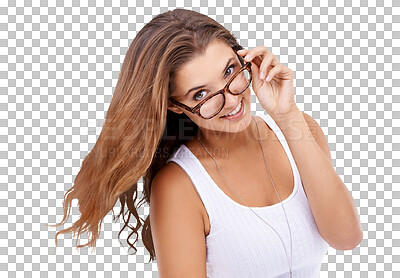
[218, 88, 236, 108]
[220, 80, 243, 97]
[200, 80, 237, 113]
[222, 85, 235, 96]
[212, 80, 245, 114]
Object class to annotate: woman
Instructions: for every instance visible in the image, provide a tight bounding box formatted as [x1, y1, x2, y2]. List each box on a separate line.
[51, 8, 363, 277]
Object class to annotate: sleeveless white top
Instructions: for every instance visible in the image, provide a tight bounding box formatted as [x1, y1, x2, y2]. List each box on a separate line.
[166, 114, 329, 278]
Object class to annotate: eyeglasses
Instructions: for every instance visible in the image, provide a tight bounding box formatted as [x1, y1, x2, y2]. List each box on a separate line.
[168, 50, 252, 119]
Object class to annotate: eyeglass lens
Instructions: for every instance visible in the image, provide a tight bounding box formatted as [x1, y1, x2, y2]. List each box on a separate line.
[199, 69, 251, 118]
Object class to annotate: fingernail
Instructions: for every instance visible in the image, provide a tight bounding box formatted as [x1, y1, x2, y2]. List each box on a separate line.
[244, 55, 250, 61]
[266, 75, 272, 82]
[259, 72, 265, 79]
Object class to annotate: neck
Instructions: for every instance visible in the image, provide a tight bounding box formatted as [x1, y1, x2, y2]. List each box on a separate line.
[196, 115, 261, 157]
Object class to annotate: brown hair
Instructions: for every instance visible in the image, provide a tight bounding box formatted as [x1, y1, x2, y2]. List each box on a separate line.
[48, 8, 243, 263]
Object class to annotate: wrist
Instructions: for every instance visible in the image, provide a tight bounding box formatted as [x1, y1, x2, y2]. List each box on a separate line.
[269, 107, 303, 126]
[272, 109, 315, 142]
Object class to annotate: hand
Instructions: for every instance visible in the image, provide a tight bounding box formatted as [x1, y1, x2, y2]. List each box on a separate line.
[237, 46, 300, 120]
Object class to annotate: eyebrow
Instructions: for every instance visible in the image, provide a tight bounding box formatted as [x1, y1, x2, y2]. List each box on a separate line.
[184, 57, 236, 97]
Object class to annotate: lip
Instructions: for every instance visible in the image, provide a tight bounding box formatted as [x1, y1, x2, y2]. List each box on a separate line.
[220, 98, 245, 120]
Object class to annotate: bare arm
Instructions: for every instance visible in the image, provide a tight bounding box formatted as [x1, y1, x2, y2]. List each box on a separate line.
[274, 110, 363, 250]
[150, 162, 207, 278]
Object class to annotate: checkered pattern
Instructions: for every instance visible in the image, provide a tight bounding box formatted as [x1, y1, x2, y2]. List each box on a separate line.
[1, 0, 399, 277]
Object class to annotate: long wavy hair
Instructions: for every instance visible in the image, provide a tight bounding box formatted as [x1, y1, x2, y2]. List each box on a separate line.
[48, 8, 244, 263]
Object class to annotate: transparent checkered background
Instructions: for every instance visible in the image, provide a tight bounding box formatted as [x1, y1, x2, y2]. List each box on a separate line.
[1, 0, 399, 277]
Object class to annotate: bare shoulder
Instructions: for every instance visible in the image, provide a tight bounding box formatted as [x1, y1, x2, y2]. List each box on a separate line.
[151, 161, 206, 225]
[149, 160, 207, 277]
[152, 161, 205, 215]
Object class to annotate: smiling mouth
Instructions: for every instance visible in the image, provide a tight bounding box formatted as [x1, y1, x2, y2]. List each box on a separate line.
[221, 98, 243, 117]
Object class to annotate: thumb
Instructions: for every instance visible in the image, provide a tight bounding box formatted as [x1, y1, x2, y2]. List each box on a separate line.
[250, 62, 262, 91]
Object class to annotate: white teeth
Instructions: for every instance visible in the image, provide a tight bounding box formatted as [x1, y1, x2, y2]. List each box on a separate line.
[225, 101, 242, 117]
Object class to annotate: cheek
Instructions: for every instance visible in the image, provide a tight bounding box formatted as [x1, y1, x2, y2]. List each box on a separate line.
[244, 88, 251, 100]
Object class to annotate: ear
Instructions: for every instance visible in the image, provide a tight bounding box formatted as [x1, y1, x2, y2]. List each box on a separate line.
[167, 104, 183, 114]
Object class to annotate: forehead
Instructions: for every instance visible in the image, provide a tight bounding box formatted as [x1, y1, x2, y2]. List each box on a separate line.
[173, 40, 237, 97]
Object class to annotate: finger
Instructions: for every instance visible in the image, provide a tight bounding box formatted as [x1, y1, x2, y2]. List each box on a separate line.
[259, 53, 275, 80]
[243, 45, 270, 63]
[237, 49, 261, 68]
[249, 61, 263, 90]
[240, 54, 262, 68]
[265, 64, 283, 82]
[236, 49, 248, 55]
[239, 51, 263, 68]
[269, 65, 294, 81]
[251, 55, 263, 68]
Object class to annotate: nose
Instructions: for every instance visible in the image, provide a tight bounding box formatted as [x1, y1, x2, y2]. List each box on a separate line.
[223, 90, 241, 108]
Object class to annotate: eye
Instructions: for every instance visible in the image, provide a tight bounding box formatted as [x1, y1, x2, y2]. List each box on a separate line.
[192, 64, 237, 101]
[193, 90, 210, 101]
[224, 64, 236, 77]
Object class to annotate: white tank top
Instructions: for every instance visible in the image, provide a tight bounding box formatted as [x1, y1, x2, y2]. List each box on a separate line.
[166, 114, 329, 277]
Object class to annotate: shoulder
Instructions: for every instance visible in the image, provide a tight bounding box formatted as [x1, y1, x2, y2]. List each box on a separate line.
[149, 161, 207, 276]
[150, 160, 206, 230]
[151, 160, 202, 207]
[301, 112, 333, 164]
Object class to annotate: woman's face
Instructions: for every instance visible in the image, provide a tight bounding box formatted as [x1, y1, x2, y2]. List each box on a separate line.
[168, 39, 252, 135]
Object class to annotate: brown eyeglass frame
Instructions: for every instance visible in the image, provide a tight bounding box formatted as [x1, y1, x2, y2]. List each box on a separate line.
[168, 50, 252, 119]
